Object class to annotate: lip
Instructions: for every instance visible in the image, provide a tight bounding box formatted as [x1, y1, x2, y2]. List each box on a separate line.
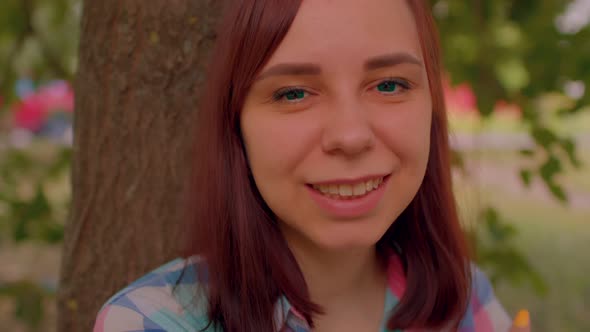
[306, 174, 391, 219]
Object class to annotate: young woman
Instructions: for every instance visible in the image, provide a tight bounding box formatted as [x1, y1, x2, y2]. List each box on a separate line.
[94, 1, 531, 331]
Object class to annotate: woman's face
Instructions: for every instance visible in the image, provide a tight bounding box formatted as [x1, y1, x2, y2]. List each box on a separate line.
[241, 0, 432, 251]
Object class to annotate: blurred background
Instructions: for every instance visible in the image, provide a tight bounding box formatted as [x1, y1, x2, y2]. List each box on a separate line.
[0, 0, 588, 331]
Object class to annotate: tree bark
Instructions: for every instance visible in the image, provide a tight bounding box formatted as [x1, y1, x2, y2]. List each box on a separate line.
[57, 1, 223, 330]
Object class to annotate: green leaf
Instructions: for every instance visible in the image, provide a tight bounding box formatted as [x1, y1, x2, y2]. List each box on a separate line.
[40, 222, 64, 244]
[519, 169, 532, 187]
[483, 208, 517, 242]
[539, 155, 562, 183]
[531, 126, 558, 148]
[479, 247, 548, 296]
[560, 138, 581, 168]
[547, 182, 567, 203]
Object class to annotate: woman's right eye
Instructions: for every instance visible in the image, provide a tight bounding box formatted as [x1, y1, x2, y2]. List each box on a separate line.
[272, 88, 308, 103]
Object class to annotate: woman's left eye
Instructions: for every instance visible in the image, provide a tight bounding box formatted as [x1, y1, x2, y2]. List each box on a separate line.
[375, 79, 410, 95]
[272, 88, 308, 103]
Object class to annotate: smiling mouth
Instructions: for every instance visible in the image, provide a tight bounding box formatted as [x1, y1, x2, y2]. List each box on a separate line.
[308, 175, 388, 200]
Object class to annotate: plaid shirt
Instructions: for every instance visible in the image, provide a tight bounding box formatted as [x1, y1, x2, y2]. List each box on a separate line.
[94, 255, 511, 332]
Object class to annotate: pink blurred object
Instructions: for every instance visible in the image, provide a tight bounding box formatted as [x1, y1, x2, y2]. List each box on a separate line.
[443, 77, 523, 118]
[12, 81, 74, 132]
[443, 78, 477, 114]
[494, 100, 522, 118]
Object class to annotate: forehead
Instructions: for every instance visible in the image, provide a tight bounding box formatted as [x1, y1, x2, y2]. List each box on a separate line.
[265, 0, 422, 67]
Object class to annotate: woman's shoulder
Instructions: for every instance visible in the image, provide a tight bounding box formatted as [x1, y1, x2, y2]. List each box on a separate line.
[93, 256, 212, 332]
[458, 264, 512, 332]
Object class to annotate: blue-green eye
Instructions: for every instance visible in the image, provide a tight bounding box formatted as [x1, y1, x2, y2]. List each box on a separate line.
[377, 81, 398, 92]
[376, 79, 410, 94]
[273, 88, 307, 102]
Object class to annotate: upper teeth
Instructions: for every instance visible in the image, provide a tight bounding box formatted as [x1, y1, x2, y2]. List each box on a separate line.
[312, 177, 384, 198]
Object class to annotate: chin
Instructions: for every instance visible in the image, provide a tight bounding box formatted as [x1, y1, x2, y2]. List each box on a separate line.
[279, 211, 393, 253]
[310, 226, 385, 252]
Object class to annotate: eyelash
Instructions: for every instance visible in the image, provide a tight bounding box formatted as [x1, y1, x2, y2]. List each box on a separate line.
[271, 78, 412, 103]
[377, 77, 412, 93]
[272, 86, 308, 102]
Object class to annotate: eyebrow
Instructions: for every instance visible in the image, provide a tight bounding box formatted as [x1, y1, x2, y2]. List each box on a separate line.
[256, 63, 322, 81]
[364, 52, 423, 71]
[255, 52, 422, 81]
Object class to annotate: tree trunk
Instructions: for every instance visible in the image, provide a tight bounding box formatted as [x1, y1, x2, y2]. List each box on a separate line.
[56, 1, 223, 330]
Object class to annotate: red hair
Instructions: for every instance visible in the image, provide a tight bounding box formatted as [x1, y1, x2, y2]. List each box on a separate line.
[184, 0, 471, 331]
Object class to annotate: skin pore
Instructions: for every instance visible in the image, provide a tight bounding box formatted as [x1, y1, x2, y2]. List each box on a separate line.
[240, 0, 432, 330]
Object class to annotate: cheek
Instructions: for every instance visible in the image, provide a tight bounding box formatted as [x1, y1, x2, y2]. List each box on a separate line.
[241, 109, 323, 230]
[375, 98, 432, 165]
[240, 109, 321, 187]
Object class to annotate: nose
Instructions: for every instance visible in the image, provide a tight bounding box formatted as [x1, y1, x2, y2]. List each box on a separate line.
[321, 98, 375, 157]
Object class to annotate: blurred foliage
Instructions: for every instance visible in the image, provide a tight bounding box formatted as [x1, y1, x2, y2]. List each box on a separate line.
[0, 279, 54, 331]
[0, 0, 588, 330]
[432, 0, 588, 290]
[435, 0, 587, 200]
[0, 0, 79, 107]
[0, 0, 77, 329]
[475, 207, 548, 295]
[0, 142, 70, 330]
[0, 144, 70, 244]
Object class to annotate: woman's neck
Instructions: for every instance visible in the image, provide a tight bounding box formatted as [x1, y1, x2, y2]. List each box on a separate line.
[285, 235, 389, 332]
[287, 236, 386, 306]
